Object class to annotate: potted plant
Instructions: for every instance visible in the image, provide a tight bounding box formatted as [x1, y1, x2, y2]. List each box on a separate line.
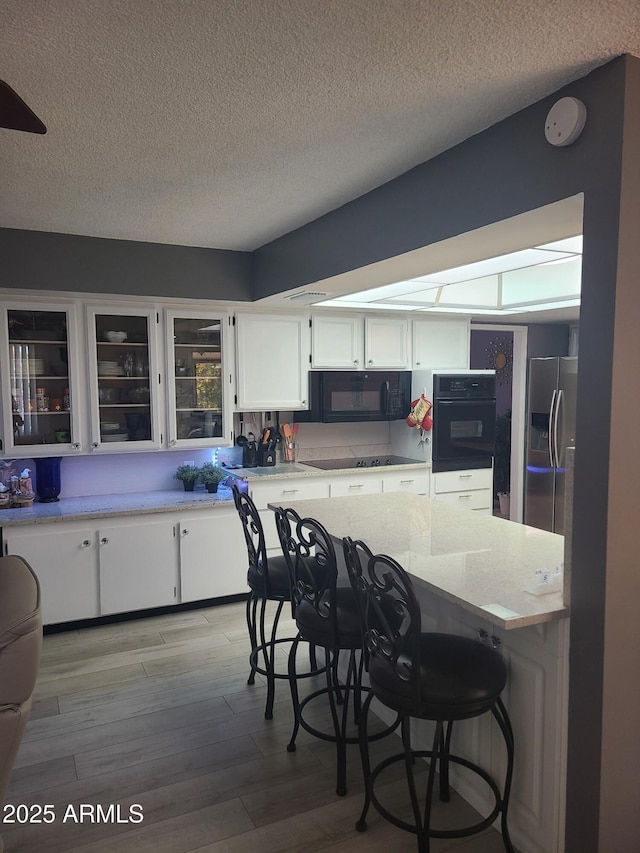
[199, 462, 227, 493]
[174, 463, 200, 492]
[494, 409, 512, 516]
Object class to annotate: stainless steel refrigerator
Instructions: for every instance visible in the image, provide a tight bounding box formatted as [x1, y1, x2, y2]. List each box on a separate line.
[524, 356, 577, 534]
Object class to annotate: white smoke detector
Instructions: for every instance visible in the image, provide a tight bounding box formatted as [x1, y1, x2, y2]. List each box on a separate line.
[545, 97, 587, 147]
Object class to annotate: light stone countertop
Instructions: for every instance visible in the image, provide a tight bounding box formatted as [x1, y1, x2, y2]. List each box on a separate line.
[0, 486, 236, 526]
[267, 492, 568, 631]
[0, 460, 428, 527]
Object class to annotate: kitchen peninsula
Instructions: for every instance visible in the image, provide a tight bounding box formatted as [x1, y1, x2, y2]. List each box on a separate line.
[268, 492, 569, 853]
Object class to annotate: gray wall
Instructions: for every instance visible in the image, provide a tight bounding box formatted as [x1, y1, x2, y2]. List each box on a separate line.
[0, 228, 253, 302]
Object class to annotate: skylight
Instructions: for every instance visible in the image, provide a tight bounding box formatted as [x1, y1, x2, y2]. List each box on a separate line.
[315, 235, 582, 316]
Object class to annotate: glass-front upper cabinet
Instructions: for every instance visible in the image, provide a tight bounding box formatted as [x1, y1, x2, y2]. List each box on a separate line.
[165, 310, 232, 448]
[0, 302, 83, 456]
[86, 306, 161, 451]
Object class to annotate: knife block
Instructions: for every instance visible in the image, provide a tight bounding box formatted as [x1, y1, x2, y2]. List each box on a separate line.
[257, 444, 276, 467]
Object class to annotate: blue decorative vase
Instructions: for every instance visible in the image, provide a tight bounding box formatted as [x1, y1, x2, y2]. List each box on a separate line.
[35, 457, 62, 502]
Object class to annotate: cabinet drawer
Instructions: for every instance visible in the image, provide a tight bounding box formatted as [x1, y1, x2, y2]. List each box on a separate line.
[330, 476, 382, 498]
[434, 488, 492, 511]
[433, 468, 492, 494]
[250, 479, 330, 510]
[382, 471, 430, 495]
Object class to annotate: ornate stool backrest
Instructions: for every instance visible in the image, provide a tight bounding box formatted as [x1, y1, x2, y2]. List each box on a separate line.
[275, 506, 339, 642]
[361, 551, 423, 703]
[232, 484, 270, 596]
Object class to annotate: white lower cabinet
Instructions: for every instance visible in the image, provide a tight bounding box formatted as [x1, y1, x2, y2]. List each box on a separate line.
[2, 505, 250, 625]
[382, 470, 430, 495]
[178, 508, 247, 602]
[330, 473, 382, 497]
[3, 525, 100, 625]
[249, 477, 331, 552]
[98, 518, 177, 615]
[432, 467, 492, 511]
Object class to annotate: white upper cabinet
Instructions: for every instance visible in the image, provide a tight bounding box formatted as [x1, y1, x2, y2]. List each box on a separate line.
[235, 312, 310, 410]
[311, 314, 364, 368]
[311, 313, 409, 370]
[412, 317, 470, 370]
[86, 305, 162, 452]
[0, 300, 85, 456]
[364, 316, 409, 368]
[164, 310, 233, 448]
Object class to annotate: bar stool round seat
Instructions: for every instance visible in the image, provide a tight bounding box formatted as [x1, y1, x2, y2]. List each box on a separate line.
[344, 538, 515, 853]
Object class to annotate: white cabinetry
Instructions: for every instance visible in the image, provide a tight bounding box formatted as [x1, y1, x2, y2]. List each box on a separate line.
[364, 316, 409, 368]
[249, 477, 331, 552]
[235, 313, 310, 410]
[432, 468, 492, 512]
[429, 595, 569, 853]
[382, 470, 430, 496]
[330, 472, 383, 497]
[311, 313, 409, 370]
[2, 506, 248, 625]
[3, 525, 100, 624]
[178, 508, 247, 601]
[86, 305, 162, 453]
[412, 318, 470, 370]
[98, 518, 177, 615]
[0, 300, 85, 456]
[164, 310, 233, 449]
[311, 315, 363, 368]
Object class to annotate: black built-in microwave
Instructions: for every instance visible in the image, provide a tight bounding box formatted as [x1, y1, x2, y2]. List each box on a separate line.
[295, 370, 412, 423]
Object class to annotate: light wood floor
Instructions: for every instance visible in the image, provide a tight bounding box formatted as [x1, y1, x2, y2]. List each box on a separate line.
[2, 600, 515, 853]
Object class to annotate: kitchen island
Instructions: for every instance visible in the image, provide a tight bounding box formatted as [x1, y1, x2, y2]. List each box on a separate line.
[268, 492, 569, 853]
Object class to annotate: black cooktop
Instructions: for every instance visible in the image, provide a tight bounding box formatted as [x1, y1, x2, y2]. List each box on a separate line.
[304, 455, 422, 470]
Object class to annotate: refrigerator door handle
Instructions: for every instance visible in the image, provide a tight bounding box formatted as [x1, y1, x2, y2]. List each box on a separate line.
[554, 389, 563, 468]
[548, 389, 557, 468]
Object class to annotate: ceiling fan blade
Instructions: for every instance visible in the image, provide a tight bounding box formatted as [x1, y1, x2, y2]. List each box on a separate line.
[0, 79, 46, 134]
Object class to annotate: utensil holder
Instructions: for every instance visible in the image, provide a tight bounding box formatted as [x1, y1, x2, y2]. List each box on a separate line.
[282, 440, 297, 463]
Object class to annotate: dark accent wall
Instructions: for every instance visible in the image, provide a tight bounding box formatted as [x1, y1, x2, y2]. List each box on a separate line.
[0, 229, 253, 302]
[253, 56, 639, 852]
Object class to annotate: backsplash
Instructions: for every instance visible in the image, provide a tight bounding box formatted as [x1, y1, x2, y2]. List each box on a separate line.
[10, 420, 426, 499]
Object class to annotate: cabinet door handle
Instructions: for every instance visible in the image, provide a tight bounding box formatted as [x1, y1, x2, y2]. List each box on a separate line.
[415, 361, 421, 366]
[353, 359, 359, 365]
[282, 488, 299, 494]
[72, 442, 81, 449]
[182, 528, 189, 536]
[400, 479, 415, 484]
[459, 474, 473, 479]
[92, 442, 99, 448]
[100, 537, 109, 545]
[349, 483, 364, 489]
[170, 439, 176, 446]
[458, 494, 473, 499]
[368, 359, 373, 365]
[81, 539, 91, 548]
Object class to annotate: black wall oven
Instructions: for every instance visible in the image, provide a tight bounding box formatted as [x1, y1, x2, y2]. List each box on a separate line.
[431, 374, 496, 472]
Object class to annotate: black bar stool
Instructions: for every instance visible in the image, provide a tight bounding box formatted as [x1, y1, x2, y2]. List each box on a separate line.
[232, 484, 297, 720]
[275, 506, 396, 796]
[343, 537, 515, 853]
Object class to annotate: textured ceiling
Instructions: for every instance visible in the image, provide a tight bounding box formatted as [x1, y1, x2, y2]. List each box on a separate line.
[1, 1, 639, 251]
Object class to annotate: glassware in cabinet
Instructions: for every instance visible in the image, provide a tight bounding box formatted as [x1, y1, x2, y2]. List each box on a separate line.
[1, 305, 82, 454]
[165, 311, 231, 447]
[87, 307, 161, 450]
